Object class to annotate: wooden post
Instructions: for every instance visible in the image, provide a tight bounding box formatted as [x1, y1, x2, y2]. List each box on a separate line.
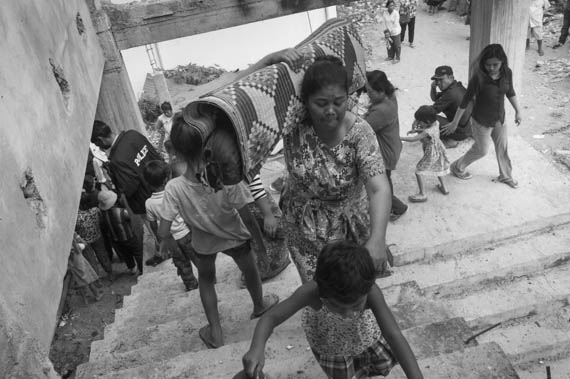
[469, 0, 530, 92]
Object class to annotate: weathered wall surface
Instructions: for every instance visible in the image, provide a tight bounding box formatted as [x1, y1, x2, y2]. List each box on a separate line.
[0, 0, 105, 376]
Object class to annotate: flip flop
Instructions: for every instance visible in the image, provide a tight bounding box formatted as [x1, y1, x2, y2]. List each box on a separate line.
[250, 293, 279, 319]
[450, 162, 472, 180]
[436, 184, 450, 195]
[199, 325, 222, 349]
[494, 177, 519, 189]
[408, 194, 427, 203]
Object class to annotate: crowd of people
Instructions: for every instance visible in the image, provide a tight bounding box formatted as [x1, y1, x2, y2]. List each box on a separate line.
[63, 1, 570, 377]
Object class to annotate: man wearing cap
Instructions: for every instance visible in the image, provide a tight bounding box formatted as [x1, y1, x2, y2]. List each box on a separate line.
[91, 121, 162, 273]
[430, 65, 473, 148]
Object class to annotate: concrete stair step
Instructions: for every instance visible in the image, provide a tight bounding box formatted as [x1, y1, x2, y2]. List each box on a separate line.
[476, 306, 570, 366]
[95, 281, 421, 357]
[124, 258, 297, 309]
[390, 213, 570, 267]
[516, 355, 570, 379]
[106, 277, 302, 338]
[382, 224, 570, 298]
[256, 342, 519, 379]
[437, 264, 570, 330]
[387, 263, 570, 331]
[78, 317, 472, 378]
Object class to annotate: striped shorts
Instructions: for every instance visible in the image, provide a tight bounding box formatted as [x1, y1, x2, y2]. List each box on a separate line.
[312, 338, 397, 379]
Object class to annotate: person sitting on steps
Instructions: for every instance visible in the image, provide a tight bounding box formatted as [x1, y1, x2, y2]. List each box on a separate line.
[429, 65, 473, 149]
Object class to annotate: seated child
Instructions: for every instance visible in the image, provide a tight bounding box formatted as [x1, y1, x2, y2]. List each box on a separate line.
[241, 240, 424, 379]
[158, 113, 279, 349]
[98, 190, 144, 275]
[69, 233, 103, 304]
[401, 105, 450, 203]
[144, 160, 199, 291]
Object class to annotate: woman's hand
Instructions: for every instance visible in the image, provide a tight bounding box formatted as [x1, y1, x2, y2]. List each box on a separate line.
[242, 348, 265, 379]
[515, 112, 522, 126]
[263, 214, 278, 238]
[441, 120, 458, 136]
[365, 240, 390, 276]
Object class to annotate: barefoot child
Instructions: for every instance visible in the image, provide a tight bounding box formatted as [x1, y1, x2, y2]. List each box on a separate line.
[144, 160, 199, 291]
[401, 105, 450, 203]
[158, 112, 279, 349]
[241, 241, 424, 379]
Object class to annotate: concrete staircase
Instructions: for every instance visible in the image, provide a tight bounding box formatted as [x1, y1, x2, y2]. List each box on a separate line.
[75, 219, 570, 379]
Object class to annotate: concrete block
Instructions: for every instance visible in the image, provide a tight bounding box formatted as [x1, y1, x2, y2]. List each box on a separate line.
[477, 306, 570, 366]
[516, 355, 570, 379]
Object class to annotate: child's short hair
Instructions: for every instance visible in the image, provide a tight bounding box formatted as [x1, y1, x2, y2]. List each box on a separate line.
[315, 241, 376, 303]
[161, 101, 172, 112]
[414, 105, 437, 124]
[143, 160, 171, 189]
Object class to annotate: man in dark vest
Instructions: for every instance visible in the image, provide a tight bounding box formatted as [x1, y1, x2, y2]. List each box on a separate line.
[91, 120, 162, 273]
[430, 65, 473, 148]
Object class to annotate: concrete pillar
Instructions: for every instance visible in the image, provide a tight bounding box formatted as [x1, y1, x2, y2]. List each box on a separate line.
[469, 0, 529, 92]
[91, 7, 145, 134]
[151, 71, 172, 105]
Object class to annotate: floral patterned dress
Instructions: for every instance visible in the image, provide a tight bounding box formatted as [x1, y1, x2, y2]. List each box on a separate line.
[281, 115, 385, 283]
[416, 121, 450, 176]
[302, 302, 396, 378]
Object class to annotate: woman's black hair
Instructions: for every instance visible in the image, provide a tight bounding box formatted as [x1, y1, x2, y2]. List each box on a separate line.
[366, 70, 395, 97]
[414, 105, 437, 124]
[169, 112, 204, 162]
[473, 43, 511, 91]
[301, 55, 349, 102]
[315, 241, 376, 304]
[477, 43, 509, 76]
[386, 0, 396, 6]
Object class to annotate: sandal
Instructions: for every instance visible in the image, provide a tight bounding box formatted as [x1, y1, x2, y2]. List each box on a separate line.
[495, 177, 519, 189]
[450, 161, 472, 180]
[436, 184, 450, 195]
[251, 293, 279, 319]
[408, 194, 427, 203]
[199, 325, 223, 349]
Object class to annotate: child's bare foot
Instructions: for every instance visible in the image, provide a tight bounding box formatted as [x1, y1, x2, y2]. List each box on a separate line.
[436, 183, 449, 195]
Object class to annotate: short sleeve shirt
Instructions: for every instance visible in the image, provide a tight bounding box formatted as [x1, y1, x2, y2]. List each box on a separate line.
[145, 191, 189, 240]
[162, 177, 254, 255]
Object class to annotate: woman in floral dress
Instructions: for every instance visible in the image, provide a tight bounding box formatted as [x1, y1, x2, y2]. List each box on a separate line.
[280, 56, 392, 283]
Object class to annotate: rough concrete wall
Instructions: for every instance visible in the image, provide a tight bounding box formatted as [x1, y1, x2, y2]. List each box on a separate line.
[0, 0, 105, 376]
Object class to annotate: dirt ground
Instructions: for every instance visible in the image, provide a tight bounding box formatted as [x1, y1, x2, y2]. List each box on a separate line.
[48, 4, 570, 378]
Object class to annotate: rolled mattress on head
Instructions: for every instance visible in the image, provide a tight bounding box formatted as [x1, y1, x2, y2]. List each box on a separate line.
[184, 17, 367, 186]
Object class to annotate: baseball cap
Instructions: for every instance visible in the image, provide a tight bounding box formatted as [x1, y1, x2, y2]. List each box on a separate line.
[98, 190, 118, 211]
[431, 66, 453, 80]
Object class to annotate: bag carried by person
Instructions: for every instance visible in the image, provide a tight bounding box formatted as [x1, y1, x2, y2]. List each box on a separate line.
[399, 11, 411, 24]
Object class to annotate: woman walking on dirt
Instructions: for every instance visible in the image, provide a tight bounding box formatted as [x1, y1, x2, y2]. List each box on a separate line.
[443, 44, 522, 189]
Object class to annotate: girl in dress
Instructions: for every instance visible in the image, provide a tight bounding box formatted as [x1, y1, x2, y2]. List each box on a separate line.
[401, 105, 450, 202]
[241, 240, 423, 379]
